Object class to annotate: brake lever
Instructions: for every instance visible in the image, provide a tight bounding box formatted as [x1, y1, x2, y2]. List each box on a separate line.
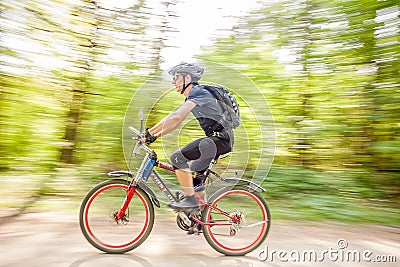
[129, 125, 144, 154]
[133, 141, 141, 154]
[139, 108, 144, 135]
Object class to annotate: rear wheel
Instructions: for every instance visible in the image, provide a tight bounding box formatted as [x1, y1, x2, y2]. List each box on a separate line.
[202, 186, 270, 256]
[79, 179, 154, 253]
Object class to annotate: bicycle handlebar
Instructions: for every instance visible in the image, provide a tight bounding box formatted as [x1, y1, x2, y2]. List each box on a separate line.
[129, 126, 153, 154]
[129, 126, 142, 136]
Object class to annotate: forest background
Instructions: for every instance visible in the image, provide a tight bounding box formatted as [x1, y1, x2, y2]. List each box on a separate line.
[1, 0, 399, 225]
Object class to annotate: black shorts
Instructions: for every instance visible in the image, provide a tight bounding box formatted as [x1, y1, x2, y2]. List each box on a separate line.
[170, 136, 232, 172]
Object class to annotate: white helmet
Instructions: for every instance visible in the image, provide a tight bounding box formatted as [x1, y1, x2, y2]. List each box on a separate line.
[168, 62, 204, 81]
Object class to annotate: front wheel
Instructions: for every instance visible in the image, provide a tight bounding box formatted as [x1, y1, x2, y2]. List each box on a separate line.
[202, 186, 271, 256]
[79, 179, 154, 253]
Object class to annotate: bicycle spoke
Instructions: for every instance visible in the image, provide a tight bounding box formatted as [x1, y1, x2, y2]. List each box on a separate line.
[242, 220, 269, 228]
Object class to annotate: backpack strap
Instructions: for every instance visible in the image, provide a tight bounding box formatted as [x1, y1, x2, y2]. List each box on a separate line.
[201, 85, 231, 135]
[202, 85, 236, 127]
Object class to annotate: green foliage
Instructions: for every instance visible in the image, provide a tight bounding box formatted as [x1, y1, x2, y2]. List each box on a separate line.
[0, 74, 65, 171]
[264, 165, 399, 225]
[201, 0, 400, 171]
[0, 0, 399, 224]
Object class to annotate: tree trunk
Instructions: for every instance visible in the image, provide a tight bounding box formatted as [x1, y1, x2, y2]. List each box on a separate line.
[60, 89, 85, 164]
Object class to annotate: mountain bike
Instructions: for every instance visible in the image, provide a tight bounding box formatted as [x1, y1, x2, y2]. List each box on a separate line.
[79, 125, 271, 256]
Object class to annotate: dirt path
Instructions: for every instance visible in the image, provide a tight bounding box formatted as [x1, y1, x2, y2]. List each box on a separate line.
[0, 211, 399, 267]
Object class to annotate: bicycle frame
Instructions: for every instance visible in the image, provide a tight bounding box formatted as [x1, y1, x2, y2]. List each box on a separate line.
[110, 126, 263, 225]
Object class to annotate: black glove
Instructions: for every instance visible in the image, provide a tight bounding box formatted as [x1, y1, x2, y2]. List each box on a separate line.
[145, 134, 157, 144]
[145, 128, 152, 138]
[144, 128, 157, 144]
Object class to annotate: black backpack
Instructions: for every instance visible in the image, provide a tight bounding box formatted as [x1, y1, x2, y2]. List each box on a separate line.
[201, 85, 240, 129]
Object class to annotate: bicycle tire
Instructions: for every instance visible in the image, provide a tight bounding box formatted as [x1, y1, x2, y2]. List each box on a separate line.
[202, 186, 271, 256]
[79, 179, 154, 253]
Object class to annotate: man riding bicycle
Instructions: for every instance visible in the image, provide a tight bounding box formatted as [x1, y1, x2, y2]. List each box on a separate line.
[143, 62, 234, 212]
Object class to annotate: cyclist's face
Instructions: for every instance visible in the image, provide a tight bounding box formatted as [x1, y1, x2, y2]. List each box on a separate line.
[172, 73, 184, 92]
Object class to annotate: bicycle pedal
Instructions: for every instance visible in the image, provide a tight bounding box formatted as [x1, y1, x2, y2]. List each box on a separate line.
[187, 226, 200, 235]
[187, 229, 195, 235]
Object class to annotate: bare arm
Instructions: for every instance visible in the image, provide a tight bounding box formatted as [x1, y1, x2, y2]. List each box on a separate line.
[149, 101, 196, 138]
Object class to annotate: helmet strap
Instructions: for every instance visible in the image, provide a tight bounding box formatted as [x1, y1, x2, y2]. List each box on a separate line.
[181, 82, 191, 95]
[179, 73, 199, 95]
[180, 72, 189, 95]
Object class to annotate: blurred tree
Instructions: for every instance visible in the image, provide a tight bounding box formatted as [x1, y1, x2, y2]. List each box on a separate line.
[200, 0, 399, 171]
[0, 0, 399, 221]
[332, 0, 400, 170]
[58, 0, 102, 163]
[1, 0, 398, 173]
[0, 0, 67, 170]
[0, 0, 182, 170]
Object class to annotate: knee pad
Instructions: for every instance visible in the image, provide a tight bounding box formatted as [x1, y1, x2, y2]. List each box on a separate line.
[170, 150, 189, 169]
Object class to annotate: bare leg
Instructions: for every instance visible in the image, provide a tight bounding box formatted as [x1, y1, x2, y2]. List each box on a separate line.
[175, 168, 195, 196]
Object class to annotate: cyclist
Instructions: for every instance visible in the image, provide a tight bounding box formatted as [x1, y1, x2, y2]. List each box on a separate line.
[144, 62, 234, 212]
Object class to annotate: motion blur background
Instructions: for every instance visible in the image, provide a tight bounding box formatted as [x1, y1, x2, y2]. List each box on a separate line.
[1, 0, 399, 225]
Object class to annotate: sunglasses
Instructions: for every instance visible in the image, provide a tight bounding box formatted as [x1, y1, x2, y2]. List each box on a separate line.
[172, 73, 181, 81]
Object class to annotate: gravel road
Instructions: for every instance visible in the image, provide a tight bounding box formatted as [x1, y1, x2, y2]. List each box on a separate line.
[0, 211, 399, 267]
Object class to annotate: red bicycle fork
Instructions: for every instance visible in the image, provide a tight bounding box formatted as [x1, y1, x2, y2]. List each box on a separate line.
[116, 186, 136, 220]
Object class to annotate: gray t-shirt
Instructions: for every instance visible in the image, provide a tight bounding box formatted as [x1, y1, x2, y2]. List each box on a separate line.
[187, 85, 232, 138]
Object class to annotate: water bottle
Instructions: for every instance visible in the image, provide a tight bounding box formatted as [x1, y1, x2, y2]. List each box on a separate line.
[141, 158, 155, 181]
